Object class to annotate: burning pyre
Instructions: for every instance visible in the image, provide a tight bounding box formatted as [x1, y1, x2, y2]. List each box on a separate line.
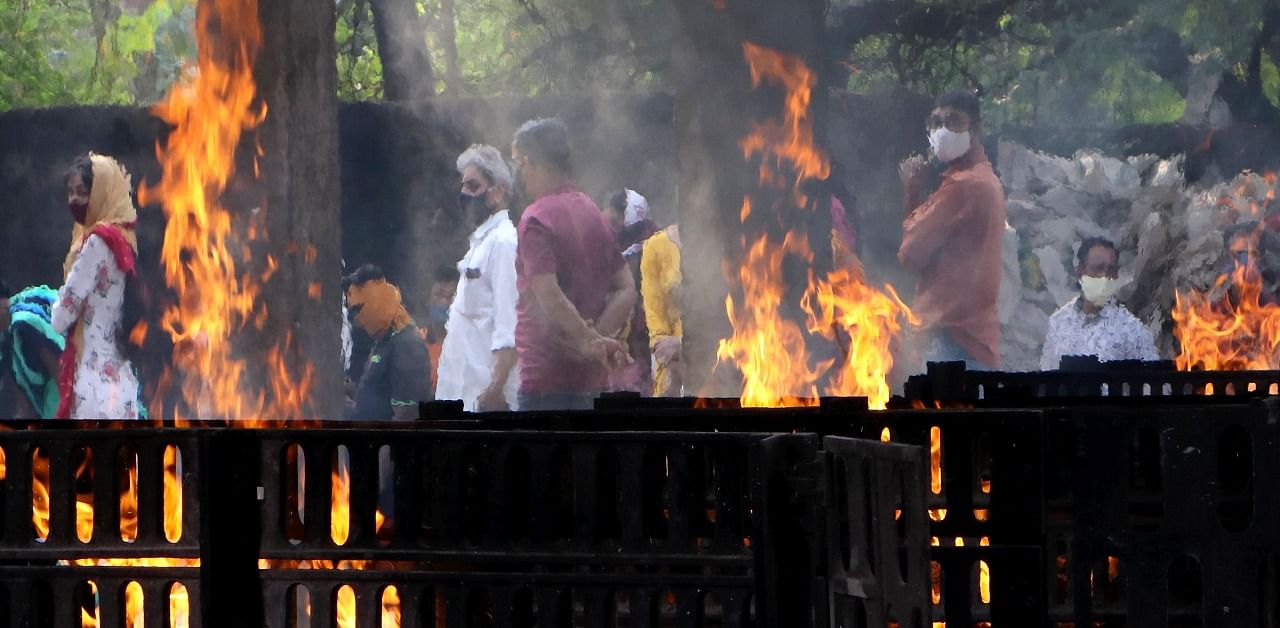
[715, 43, 915, 410]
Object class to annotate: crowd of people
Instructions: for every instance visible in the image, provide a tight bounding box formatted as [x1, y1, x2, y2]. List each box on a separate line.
[2, 95, 1274, 419]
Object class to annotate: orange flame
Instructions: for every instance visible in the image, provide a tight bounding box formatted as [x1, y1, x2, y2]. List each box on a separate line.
[120, 456, 139, 542]
[141, 0, 313, 422]
[33, 448, 49, 541]
[382, 586, 402, 627]
[715, 43, 914, 409]
[81, 581, 99, 628]
[125, 581, 144, 628]
[1174, 265, 1280, 371]
[332, 451, 350, 545]
[337, 585, 356, 628]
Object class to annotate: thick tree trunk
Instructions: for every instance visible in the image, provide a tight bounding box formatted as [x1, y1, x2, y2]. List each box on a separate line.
[253, 0, 344, 419]
[671, 1, 831, 398]
[439, 0, 461, 95]
[370, 0, 435, 101]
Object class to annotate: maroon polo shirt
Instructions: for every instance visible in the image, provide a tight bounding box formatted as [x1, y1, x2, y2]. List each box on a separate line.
[515, 183, 626, 393]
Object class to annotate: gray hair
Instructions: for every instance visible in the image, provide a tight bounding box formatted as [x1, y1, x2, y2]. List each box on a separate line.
[456, 144, 514, 190]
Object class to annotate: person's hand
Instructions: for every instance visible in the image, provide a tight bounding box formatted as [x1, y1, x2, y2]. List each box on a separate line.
[652, 335, 682, 366]
[584, 333, 631, 370]
[899, 154, 928, 188]
[475, 386, 509, 412]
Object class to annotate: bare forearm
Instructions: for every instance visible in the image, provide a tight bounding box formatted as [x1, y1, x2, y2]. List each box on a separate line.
[484, 348, 517, 392]
[535, 281, 596, 351]
[594, 288, 637, 338]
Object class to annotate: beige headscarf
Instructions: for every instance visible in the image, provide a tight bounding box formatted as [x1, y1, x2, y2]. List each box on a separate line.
[63, 153, 139, 279]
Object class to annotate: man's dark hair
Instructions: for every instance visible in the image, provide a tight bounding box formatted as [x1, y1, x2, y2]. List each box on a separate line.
[65, 154, 94, 190]
[0, 279, 11, 299]
[935, 90, 982, 126]
[342, 263, 386, 291]
[1076, 236, 1118, 268]
[1223, 220, 1263, 249]
[514, 117, 573, 175]
[433, 265, 457, 285]
[606, 190, 628, 214]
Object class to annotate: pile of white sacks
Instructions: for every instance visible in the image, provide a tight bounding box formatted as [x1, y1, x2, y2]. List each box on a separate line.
[994, 141, 1280, 370]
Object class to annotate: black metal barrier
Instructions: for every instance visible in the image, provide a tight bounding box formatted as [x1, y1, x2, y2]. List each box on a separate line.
[0, 422, 928, 628]
[900, 360, 1280, 406]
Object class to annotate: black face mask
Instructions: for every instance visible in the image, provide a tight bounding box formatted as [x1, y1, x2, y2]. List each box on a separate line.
[458, 192, 490, 223]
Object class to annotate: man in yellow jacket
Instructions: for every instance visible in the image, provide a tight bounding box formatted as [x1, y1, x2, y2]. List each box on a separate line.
[641, 224, 683, 396]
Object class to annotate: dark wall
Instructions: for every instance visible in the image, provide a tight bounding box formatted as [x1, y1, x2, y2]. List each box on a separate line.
[0, 91, 929, 390]
[0, 94, 676, 320]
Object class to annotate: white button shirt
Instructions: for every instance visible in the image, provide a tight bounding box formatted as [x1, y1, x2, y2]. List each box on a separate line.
[436, 210, 520, 410]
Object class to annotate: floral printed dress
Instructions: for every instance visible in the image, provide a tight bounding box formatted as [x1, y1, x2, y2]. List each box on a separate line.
[52, 234, 141, 419]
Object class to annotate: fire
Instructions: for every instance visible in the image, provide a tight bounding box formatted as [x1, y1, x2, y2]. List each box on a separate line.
[337, 585, 356, 628]
[33, 448, 49, 541]
[81, 581, 99, 628]
[715, 43, 914, 409]
[383, 586, 402, 627]
[1174, 264, 1280, 371]
[332, 451, 350, 545]
[141, 0, 313, 421]
[121, 455, 139, 542]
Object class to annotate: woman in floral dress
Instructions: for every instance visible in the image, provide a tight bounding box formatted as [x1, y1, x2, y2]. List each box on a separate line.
[52, 153, 141, 419]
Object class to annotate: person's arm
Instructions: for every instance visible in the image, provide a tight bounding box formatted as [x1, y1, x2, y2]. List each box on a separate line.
[389, 334, 430, 421]
[1133, 319, 1161, 362]
[592, 264, 637, 339]
[900, 155, 930, 216]
[477, 238, 519, 411]
[529, 273, 627, 367]
[1039, 317, 1060, 372]
[898, 180, 983, 272]
[643, 237, 682, 365]
[52, 236, 108, 335]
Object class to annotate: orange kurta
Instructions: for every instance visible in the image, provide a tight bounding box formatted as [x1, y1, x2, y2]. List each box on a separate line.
[898, 145, 1006, 367]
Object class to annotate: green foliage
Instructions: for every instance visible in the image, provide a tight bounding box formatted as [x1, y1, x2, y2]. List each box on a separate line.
[838, 0, 1280, 134]
[336, 0, 383, 100]
[0, 0, 194, 109]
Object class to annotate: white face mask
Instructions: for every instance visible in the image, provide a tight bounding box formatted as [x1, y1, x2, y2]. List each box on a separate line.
[928, 127, 971, 162]
[1079, 275, 1119, 307]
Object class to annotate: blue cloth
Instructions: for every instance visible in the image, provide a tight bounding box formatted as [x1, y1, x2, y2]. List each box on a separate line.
[1, 286, 63, 418]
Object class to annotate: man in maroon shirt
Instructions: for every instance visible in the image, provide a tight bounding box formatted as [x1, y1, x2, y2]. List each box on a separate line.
[510, 118, 636, 410]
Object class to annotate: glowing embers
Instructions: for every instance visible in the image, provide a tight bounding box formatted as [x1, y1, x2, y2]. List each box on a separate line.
[714, 42, 914, 409]
[141, 0, 314, 421]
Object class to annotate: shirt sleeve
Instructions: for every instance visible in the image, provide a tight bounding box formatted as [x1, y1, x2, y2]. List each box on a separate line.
[643, 235, 679, 343]
[1039, 315, 1060, 371]
[1132, 320, 1160, 362]
[487, 236, 519, 351]
[389, 333, 432, 405]
[899, 178, 990, 272]
[517, 215, 558, 278]
[52, 235, 109, 335]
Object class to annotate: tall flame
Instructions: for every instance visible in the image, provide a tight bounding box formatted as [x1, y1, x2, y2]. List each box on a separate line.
[141, 0, 313, 421]
[715, 43, 914, 409]
[1174, 264, 1280, 371]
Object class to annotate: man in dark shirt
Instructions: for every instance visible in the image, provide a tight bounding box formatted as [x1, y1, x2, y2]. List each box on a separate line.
[344, 265, 432, 420]
[510, 118, 635, 410]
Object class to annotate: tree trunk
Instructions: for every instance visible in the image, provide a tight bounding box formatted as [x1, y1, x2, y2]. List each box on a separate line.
[439, 0, 461, 94]
[369, 0, 435, 101]
[252, 0, 345, 419]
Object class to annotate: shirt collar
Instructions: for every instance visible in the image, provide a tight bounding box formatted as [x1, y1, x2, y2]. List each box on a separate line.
[1073, 295, 1117, 319]
[945, 142, 988, 174]
[470, 209, 510, 245]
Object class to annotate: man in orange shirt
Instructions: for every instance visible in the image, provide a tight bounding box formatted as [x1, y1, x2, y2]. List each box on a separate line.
[898, 91, 1007, 369]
